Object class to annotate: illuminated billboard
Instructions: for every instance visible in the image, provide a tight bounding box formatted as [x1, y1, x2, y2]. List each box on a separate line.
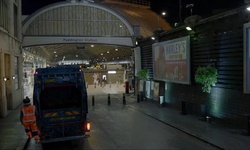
[152, 36, 190, 84]
[244, 23, 250, 94]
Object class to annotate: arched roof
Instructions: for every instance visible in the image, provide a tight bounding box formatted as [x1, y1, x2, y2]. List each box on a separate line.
[102, 0, 172, 37]
[22, 0, 172, 64]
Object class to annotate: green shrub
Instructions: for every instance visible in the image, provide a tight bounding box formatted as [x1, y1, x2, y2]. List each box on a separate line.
[136, 69, 148, 81]
[195, 65, 218, 93]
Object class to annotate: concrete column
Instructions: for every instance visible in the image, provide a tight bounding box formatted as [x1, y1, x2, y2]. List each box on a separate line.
[19, 55, 24, 102]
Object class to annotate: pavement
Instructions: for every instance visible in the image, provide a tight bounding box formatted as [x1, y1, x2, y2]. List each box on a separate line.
[0, 84, 250, 150]
[0, 103, 28, 150]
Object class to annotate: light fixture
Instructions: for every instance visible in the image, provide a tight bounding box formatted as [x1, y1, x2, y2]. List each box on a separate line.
[108, 71, 116, 74]
[186, 26, 192, 31]
[247, 6, 250, 11]
[157, 11, 167, 28]
[151, 36, 155, 40]
[12, 76, 16, 80]
[3, 77, 7, 81]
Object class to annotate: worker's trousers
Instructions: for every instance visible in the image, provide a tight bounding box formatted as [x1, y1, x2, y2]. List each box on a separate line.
[22, 122, 40, 141]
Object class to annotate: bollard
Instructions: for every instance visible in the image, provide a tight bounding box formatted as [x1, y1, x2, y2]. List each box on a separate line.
[92, 95, 95, 106]
[123, 93, 126, 105]
[108, 94, 111, 105]
[140, 92, 144, 101]
[137, 94, 140, 103]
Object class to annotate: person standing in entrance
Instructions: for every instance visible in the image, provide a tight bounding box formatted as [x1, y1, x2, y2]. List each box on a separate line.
[20, 97, 40, 143]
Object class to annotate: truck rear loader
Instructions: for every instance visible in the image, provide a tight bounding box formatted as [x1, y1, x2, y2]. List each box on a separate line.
[33, 65, 90, 143]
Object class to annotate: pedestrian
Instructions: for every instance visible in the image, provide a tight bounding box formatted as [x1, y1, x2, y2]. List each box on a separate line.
[20, 97, 40, 143]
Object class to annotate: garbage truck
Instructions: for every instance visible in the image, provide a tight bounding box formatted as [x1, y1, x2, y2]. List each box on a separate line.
[33, 65, 90, 143]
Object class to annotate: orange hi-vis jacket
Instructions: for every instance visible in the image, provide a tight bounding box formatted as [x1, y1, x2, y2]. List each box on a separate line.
[21, 105, 36, 123]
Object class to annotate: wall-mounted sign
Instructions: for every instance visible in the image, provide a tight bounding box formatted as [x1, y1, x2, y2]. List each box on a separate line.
[152, 36, 190, 84]
[23, 36, 133, 47]
[244, 23, 250, 94]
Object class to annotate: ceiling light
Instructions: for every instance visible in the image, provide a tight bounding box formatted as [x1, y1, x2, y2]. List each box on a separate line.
[115, 48, 118, 51]
[151, 37, 155, 40]
[101, 53, 103, 55]
[91, 45, 94, 47]
[107, 51, 109, 53]
[54, 51, 56, 53]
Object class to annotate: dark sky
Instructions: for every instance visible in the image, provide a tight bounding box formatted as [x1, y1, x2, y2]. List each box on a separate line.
[22, 0, 246, 25]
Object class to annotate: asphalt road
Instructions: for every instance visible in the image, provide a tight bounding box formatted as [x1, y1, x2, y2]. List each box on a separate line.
[25, 94, 219, 150]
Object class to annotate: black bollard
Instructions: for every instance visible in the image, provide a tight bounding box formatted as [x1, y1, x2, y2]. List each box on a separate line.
[92, 95, 95, 106]
[137, 94, 140, 103]
[140, 92, 144, 101]
[108, 94, 111, 105]
[123, 93, 126, 105]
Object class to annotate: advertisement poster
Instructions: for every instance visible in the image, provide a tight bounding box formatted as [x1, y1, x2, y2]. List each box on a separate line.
[244, 23, 250, 94]
[152, 36, 190, 84]
[145, 81, 151, 99]
[153, 82, 159, 101]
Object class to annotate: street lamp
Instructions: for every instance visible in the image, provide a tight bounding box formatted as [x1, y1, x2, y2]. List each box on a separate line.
[157, 11, 166, 29]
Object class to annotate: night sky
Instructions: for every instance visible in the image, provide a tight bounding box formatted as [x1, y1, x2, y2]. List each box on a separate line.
[22, 0, 246, 25]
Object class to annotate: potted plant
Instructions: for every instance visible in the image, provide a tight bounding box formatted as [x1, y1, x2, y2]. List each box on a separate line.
[136, 69, 149, 101]
[195, 65, 218, 93]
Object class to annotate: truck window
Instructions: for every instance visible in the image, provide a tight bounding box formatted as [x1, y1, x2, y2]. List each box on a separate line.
[40, 85, 81, 110]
